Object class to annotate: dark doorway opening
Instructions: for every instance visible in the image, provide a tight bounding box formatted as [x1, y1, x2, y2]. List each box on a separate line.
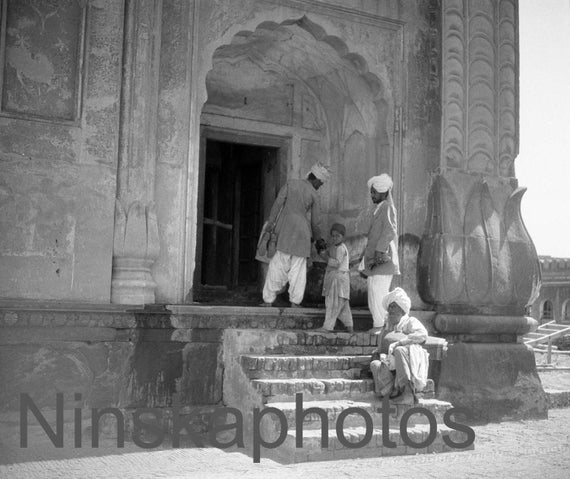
[195, 139, 279, 304]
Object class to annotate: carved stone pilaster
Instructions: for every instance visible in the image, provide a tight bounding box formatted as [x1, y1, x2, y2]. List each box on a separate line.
[111, 0, 163, 304]
[419, 1, 546, 421]
[420, 0, 538, 322]
[441, 0, 518, 176]
[111, 200, 160, 304]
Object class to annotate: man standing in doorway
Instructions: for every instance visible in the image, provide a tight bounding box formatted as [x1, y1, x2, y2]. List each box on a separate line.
[260, 163, 331, 307]
[361, 174, 400, 333]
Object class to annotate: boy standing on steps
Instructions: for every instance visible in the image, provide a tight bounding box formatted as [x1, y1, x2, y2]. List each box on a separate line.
[315, 223, 353, 333]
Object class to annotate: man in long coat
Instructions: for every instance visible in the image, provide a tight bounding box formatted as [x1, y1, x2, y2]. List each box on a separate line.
[261, 164, 330, 307]
[361, 174, 400, 332]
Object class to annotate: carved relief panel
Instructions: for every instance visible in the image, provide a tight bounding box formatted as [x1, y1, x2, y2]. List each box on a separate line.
[0, 0, 87, 123]
[441, 0, 518, 176]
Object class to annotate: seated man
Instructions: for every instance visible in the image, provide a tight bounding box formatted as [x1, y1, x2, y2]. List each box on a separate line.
[370, 287, 429, 405]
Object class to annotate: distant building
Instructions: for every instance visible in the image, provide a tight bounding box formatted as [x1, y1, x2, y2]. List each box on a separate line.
[530, 256, 570, 324]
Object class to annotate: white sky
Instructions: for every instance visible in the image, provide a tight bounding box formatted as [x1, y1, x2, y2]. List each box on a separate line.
[516, 0, 570, 258]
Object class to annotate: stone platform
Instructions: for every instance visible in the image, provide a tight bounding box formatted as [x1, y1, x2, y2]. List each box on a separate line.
[0, 301, 474, 463]
[219, 322, 471, 463]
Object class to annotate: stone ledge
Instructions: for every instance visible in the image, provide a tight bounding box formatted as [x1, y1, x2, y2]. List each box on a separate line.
[265, 396, 450, 430]
[265, 424, 474, 463]
[0, 302, 437, 333]
[545, 389, 570, 409]
[0, 326, 135, 344]
[0, 309, 138, 328]
[0, 299, 144, 313]
[434, 314, 537, 336]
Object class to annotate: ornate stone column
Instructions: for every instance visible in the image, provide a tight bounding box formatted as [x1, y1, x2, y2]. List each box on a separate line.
[111, 0, 162, 304]
[418, 0, 546, 420]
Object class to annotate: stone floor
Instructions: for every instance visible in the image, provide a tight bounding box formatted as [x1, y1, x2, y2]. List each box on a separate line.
[2, 398, 570, 478]
[2, 303, 569, 477]
[540, 369, 570, 391]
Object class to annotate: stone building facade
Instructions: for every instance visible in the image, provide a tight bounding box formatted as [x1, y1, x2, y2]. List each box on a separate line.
[0, 0, 547, 427]
[530, 256, 570, 325]
[1, 0, 538, 310]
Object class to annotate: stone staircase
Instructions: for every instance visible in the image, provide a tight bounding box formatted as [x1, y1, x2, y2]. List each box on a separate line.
[524, 320, 570, 347]
[222, 328, 473, 463]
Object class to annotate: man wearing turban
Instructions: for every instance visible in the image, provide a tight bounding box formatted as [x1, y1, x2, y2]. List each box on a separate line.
[370, 287, 429, 405]
[260, 163, 330, 307]
[360, 173, 400, 332]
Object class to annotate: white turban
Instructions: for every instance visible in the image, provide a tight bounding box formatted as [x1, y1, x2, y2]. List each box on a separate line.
[309, 163, 331, 182]
[367, 174, 393, 193]
[382, 287, 411, 314]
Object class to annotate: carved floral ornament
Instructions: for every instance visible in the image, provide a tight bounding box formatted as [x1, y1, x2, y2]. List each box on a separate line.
[418, 171, 541, 314]
[113, 200, 160, 261]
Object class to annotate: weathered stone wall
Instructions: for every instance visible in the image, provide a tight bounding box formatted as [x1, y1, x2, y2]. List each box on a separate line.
[0, 0, 124, 302]
[0, 305, 138, 413]
[530, 257, 570, 324]
[163, 0, 443, 304]
[0, 0, 443, 305]
[0, 0, 533, 318]
[0, 302, 227, 445]
[0, 302, 376, 442]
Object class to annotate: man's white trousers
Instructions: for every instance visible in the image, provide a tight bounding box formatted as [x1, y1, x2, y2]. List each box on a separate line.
[367, 274, 393, 327]
[262, 250, 307, 305]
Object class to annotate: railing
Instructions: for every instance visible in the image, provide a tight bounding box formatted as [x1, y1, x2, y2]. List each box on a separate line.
[524, 320, 570, 364]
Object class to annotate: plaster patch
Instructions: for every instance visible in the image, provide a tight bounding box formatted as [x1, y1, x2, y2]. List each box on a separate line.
[6, 46, 55, 87]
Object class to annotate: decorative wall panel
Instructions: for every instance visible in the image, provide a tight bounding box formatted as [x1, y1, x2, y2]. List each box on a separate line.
[441, 0, 518, 176]
[0, 0, 87, 122]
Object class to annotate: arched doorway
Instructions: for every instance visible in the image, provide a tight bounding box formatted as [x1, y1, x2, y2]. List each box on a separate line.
[541, 299, 554, 324]
[563, 299, 570, 323]
[194, 17, 396, 304]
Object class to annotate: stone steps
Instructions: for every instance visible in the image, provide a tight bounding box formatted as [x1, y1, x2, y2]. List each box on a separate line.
[251, 377, 376, 403]
[264, 423, 474, 464]
[221, 325, 463, 463]
[262, 330, 380, 356]
[168, 304, 378, 331]
[261, 396, 448, 432]
[241, 354, 371, 379]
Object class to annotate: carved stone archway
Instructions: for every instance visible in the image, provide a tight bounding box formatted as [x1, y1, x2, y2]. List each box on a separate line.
[194, 16, 398, 303]
[202, 16, 393, 218]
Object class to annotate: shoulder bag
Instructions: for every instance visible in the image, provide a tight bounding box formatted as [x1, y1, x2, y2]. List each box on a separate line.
[255, 184, 288, 263]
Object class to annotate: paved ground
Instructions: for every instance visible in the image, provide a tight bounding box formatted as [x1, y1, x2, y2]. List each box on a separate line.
[540, 369, 570, 390]
[2, 405, 570, 479]
[2, 369, 570, 479]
